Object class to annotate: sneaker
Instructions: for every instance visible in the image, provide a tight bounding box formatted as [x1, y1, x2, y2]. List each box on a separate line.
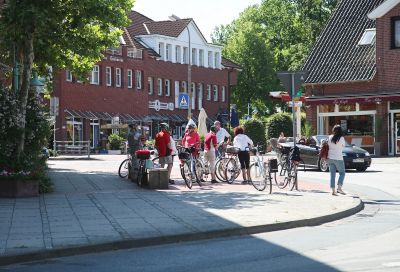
[169, 179, 175, 184]
[211, 180, 218, 184]
[241, 180, 248, 185]
[337, 188, 346, 195]
[332, 191, 338, 196]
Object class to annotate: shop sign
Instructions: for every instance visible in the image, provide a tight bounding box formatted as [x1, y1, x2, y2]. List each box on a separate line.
[100, 123, 128, 129]
[148, 100, 173, 111]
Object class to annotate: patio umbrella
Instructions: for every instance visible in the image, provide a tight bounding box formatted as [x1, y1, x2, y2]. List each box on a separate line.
[197, 108, 208, 138]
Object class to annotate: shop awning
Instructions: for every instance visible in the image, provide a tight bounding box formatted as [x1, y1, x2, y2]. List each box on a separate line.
[305, 92, 400, 105]
[64, 109, 147, 122]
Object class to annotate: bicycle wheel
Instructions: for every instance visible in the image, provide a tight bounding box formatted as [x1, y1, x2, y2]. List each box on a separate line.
[289, 163, 298, 191]
[193, 159, 202, 186]
[225, 158, 239, 184]
[181, 162, 193, 189]
[118, 159, 130, 178]
[215, 158, 228, 182]
[274, 169, 287, 189]
[249, 162, 266, 191]
[136, 161, 145, 186]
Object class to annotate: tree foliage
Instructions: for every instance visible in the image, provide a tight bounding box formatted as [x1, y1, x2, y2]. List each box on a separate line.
[213, 0, 338, 117]
[265, 112, 293, 139]
[242, 119, 267, 147]
[0, 0, 134, 159]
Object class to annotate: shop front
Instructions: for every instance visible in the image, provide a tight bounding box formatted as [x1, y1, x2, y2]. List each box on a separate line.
[388, 102, 400, 156]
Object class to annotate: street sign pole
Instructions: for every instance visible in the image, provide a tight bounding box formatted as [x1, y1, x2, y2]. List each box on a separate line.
[290, 73, 296, 150]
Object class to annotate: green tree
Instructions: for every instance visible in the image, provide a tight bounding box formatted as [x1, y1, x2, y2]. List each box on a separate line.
[265, 112, 293, 139]
[0, 0, 134, 160]
[243, 119, 267, 147]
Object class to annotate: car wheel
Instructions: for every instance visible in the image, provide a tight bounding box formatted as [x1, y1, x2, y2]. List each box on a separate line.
[318, 159, 329, 172]
[356, 166, 367, 172]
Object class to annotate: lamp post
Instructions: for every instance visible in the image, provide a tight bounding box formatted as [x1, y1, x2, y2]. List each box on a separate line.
[187, 24, 192, 120]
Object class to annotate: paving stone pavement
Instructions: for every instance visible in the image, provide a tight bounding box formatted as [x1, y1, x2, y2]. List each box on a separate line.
[0, 155, 363, 265]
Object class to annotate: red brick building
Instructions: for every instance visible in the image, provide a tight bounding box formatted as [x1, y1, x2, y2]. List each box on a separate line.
[303, 0, 400, 156]
[53, 11, 240, 149]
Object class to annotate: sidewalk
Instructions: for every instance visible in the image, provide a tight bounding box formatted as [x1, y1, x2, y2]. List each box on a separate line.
[0, 155, 363, 265]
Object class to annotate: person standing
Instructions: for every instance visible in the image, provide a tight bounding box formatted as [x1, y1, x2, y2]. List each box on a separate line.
[155, 123, 174, 184]
[214, 121, 231, 156]
[127, 123, 143, 179]
[327, 125, 346, 196]
[233, 126, 253, 184]
[278, 132, 286, 143]
[204, 126, 218, 184]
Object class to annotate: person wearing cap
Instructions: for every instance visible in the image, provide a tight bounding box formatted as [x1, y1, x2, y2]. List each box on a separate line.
[214, 121, 231, 156]
[203, 126, 218, 183]
[155, 123, 174, 184]
[182, 123, 200, 156]
[127, 123, 143, 178]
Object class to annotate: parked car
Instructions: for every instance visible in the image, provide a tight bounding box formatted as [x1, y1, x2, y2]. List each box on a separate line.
[280, 135, 372, 172]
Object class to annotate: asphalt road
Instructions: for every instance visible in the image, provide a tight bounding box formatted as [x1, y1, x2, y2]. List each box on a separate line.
[1, 158, 399, 272]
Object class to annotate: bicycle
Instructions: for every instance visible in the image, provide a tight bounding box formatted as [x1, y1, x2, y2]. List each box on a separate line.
[224, 146, 242, 184]
[276, 146, 300, 191]
[135, 149, 151, 187]
[118, 154, 131, 178]
[249, 145, 277, 193]
[178, 146, 202, 189]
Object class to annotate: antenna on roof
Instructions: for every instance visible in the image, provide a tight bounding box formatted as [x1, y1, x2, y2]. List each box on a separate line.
[168, 14, 181, 21]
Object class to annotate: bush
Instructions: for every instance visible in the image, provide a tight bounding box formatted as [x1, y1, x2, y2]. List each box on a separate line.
[242, 119, 266, 146]
[108, 133, 124, 150]
[266, 112, 293, 139]
[0, 88, 51, 177]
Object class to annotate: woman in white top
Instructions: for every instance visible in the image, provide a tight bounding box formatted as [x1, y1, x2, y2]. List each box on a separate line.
[328, 125, 346, 196]
[233, 126, 253, 184]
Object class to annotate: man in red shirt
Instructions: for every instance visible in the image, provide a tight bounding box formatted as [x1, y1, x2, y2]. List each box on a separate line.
[155, 123, 174, 184]
[204, 126, 218, 183]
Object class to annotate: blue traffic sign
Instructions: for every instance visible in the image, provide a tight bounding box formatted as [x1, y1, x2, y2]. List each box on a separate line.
[179, 93, 189, 109]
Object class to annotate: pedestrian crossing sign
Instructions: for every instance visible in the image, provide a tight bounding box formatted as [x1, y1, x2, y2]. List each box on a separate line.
[179, 93, 189, 109]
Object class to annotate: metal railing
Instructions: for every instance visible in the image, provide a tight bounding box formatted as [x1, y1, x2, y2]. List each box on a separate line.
[54, 141, 91, 158]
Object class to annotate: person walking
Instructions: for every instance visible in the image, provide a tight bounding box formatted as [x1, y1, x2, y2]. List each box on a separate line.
[155, 123, 174, 184]
[327, 125, 346, 196]
[233, 126, 253, 184]
[204, 126, 218, 184]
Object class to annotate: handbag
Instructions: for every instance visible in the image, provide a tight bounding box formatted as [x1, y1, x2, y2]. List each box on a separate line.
[319, 141, 329, 160]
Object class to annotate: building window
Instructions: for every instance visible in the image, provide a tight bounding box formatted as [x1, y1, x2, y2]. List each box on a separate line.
[115, 68, 121, 87]
[90, 65, 100, 84]
[199, 50, 204, 66]
[214, 52, 220, 69]
[183, 47, 188, 64]
[166, 44, 172, 61]
[159, 42, 165, 60]
[207, 84, 211, 100]
[106, 47, 122, 55]
[198, 83, 203, 109]
[181, 81, 187, 93]
[157, 78, 163, 95]
[221, 86, 226, 102]
[192, 48, 197, 65]
[106, 67, 112, 86]
[165, 79, 171, 96]
[392, 17, 400, 48]
[66, 70, 72, 82]
[148, 77, 154, 95]
[127, 69, 133, 89]
[66, 117, 83, 144]
[213, 85, 218, 101]
[135, 70, 142, 89]
[175, 46, 181, 63]
[358, 28, 376, 46]
[208, 51, 213, 68]
[127, 47, 143, 59]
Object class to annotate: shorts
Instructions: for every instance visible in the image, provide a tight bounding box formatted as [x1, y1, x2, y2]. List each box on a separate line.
[203, 150, 216, 173]
[238, 151, 250, 169]
[159, 155, 173, 166]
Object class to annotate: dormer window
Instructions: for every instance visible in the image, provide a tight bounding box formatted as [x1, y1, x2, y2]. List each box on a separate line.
[358, 28, 376, 46]
[392, 17, 400, 49]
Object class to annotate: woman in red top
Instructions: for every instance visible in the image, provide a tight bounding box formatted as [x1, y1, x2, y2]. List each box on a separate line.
[182, 124, 200, 156]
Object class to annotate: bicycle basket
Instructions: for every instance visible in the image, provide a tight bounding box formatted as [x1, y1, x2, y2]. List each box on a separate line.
[278, 146, 290, 155]
[226, 146, 240, 154]
[135, 150, 151, 160]
[268, 158, 278, 173]
[178, 151, 190, 161]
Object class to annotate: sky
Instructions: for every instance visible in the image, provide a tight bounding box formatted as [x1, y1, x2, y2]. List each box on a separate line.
[133, 0, 261, 42]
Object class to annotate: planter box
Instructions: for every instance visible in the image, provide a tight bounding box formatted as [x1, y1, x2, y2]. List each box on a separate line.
[147, 169, 169, 189]
[0, 179, 39, 198]
[108, 150, 121, 155]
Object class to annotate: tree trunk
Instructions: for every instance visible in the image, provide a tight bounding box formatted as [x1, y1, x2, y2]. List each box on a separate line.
[16, 33, 34, 159]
